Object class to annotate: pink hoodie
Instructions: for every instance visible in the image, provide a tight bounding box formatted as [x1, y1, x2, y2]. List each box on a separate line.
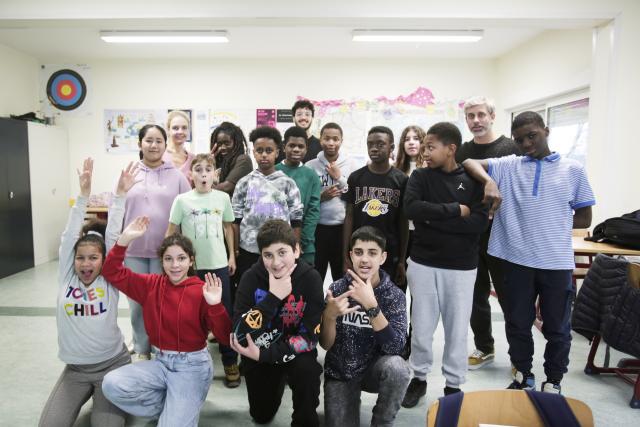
[123, 160, 191, 258]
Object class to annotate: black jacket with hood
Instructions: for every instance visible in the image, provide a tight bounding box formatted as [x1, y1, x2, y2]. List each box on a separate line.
[233, 258, 324, 365]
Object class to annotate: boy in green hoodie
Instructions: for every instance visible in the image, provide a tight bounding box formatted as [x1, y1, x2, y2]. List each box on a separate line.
[276, 126, 321, 265]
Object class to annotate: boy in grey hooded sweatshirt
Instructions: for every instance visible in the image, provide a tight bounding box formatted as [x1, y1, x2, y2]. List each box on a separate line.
[305, 122, 356, 282]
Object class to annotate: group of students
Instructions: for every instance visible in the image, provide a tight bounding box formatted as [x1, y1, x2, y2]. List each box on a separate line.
[38, 96, 595, 427]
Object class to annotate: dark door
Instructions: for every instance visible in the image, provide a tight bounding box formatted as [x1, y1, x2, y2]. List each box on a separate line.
[0, 118, 34, 279]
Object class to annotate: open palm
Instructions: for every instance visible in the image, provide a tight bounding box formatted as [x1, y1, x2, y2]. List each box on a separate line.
[116, 161, 140, 195]
[77, 158, 93, 197]
[202, 273, 222, 306]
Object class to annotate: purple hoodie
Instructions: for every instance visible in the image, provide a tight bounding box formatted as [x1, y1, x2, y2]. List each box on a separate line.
[123, 160, 191, 258]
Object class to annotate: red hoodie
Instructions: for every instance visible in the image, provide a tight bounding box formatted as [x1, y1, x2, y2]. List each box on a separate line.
[103, 244, 231, 352]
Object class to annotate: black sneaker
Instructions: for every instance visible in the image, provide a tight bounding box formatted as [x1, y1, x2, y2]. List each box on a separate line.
[507, 371, 536, 390]
[444, 386, 461, 396]
[401, 378, 427, 408]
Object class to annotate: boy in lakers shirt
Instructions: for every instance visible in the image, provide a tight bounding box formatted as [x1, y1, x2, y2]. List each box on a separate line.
[342, 126, 409, 287]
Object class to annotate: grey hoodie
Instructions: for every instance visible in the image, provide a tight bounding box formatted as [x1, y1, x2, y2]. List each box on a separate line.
[306, 152, 355, 225]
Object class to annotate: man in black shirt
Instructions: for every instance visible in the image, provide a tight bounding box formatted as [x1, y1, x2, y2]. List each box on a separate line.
[292, 99, 323, 163]
[456, 96, 521, 371]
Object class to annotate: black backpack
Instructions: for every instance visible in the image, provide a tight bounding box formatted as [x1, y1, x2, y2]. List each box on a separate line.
[586, 210, 640, 249]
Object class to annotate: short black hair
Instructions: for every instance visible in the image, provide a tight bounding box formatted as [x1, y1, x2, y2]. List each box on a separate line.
[350, 226, 386, 251]
[368, 126, 394, 144]
[511, 111, 546, 133]
[292, 100, 315, 116]
[138, 124, 167, 143]
[320, 122, 343, 138]
[426, 122, 462, 150]
[283, 126, 308, 145]
[257, 219, 298, 252]
[249, 126, 282, 150]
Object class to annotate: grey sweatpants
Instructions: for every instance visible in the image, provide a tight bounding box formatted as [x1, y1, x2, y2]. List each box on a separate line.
[39, 346, 131, 427]
[407, 259, 476, 387]
[324, 355, 411, 427]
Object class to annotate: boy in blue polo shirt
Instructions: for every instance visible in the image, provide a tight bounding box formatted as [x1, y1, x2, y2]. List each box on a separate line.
[462, 111, 595, 394]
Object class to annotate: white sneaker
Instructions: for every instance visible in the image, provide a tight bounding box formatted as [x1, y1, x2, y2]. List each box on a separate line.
[127, 339, 135, 355]
[468, 349, 495, 370]
[541, 381, 562, 394]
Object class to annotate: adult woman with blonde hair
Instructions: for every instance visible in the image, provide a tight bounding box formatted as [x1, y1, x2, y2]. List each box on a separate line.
[163, 110, 195, 181]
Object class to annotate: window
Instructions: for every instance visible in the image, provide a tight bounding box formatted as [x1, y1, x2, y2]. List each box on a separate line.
[509, 90, 589, 165]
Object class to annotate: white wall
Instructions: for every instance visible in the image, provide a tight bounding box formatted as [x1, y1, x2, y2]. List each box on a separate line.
[60, 57, 497, 193]
[494, 29, 593, 132]
[493, 8, 640, 225]
[0, 43, 38, 117]
[27, 122, 69, 265]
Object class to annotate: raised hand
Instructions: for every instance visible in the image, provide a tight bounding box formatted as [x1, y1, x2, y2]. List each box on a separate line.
[230, 333, 260, 361]
[324, 289, 359, 321]
[77, 158, 93, 197]
[347, 269, 378, 310]
[203, 273, 223, 306]
[117, 216, 150, 246]
[210, 143, 220, 158]
[268, 263, 296, 300]
[325, 161, 341, 181]
[116, 161, 140, 196]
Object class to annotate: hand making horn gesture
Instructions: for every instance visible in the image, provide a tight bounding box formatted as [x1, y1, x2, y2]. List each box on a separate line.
[324, 289, 360, 321]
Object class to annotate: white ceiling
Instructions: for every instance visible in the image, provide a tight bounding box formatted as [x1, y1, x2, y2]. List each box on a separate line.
[0, 0, 614, 62]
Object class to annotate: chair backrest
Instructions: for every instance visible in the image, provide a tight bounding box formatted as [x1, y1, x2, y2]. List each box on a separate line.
[426, 390, 594, 427]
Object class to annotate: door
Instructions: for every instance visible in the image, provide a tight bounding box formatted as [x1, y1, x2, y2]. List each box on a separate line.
[0, 118, 34, 279]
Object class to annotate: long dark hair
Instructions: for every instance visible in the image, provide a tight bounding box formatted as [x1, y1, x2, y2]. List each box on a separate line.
[209, 122, 248, 182]
[138, 124, 167, 161]
[158, 233, 197, 276]
[395, 125, 426, 174]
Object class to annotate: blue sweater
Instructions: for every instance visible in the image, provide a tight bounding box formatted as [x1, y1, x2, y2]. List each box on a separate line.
[324, 270, 407, 380]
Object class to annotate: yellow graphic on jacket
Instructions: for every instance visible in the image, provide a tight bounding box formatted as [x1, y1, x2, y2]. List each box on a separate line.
[244, 309, 263, 329]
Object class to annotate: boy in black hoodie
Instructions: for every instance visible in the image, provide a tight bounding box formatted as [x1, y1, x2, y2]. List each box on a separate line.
[401, 122, 489, 408]
[230, 219, 324, 427]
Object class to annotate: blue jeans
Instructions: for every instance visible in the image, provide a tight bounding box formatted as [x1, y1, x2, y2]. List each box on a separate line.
[502, 261, 574, 380]
[124, 257, 162, 354]
[102, 347, 213, 427]
[196, 267, 237, 366]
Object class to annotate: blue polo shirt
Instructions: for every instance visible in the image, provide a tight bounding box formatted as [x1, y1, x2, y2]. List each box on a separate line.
[487, 153, 595, 270]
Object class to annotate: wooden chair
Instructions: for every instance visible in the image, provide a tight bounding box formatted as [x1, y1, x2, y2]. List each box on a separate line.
[426, 390, 594, 427]
[572, 228, 592, 287]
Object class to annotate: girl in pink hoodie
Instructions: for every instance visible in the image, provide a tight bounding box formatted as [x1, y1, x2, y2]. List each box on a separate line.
[123, 124, 191, 360]
[101, 216, 231, 426]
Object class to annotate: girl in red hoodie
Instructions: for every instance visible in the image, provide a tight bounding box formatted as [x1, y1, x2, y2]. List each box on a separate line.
[101, 216, 231, 426]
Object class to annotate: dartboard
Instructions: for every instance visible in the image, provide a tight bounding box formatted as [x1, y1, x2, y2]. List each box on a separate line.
[46, 69, 87, 111]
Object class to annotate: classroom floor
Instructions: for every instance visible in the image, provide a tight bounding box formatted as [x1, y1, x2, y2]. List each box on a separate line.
[0, 261, 638, 426]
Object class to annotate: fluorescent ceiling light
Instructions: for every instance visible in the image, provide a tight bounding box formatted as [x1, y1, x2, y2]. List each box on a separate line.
[352, 30, 483, 43]
[100, 30, 229, 44]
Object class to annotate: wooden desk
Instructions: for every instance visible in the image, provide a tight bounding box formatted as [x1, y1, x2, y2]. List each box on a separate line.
[86, 206, 108, 220]
[573, 236, 640, 257]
